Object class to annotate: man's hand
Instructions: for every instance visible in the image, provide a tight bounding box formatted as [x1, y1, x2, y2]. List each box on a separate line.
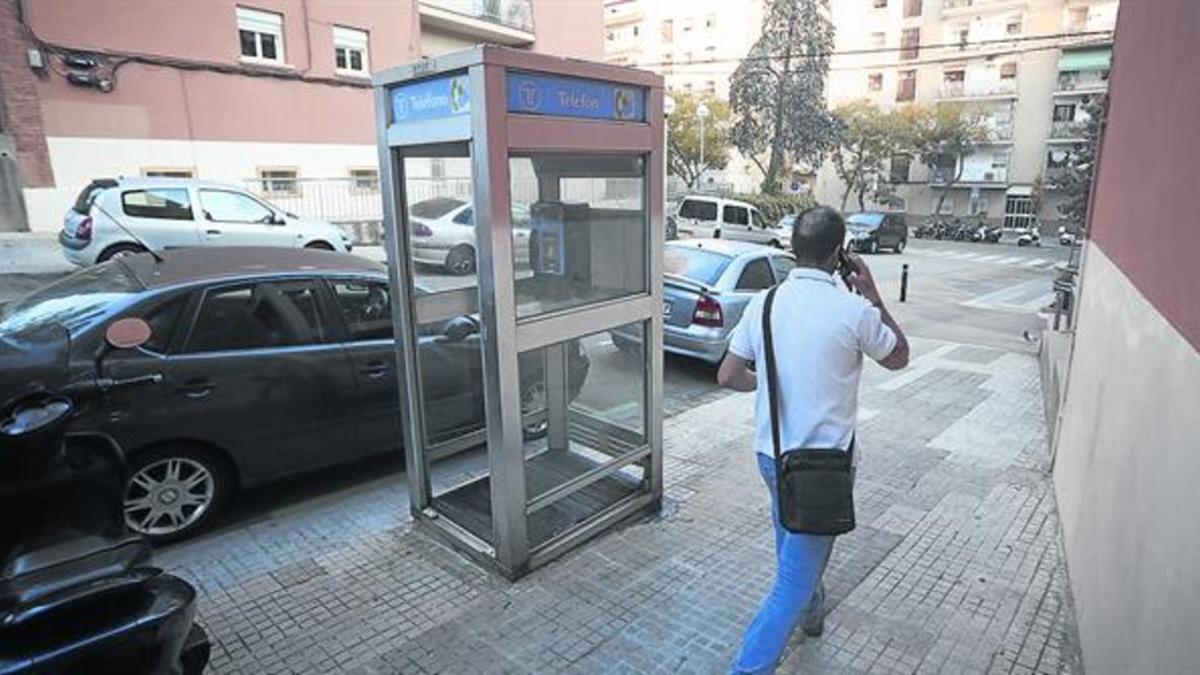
[717, 353, 757, 392]
[846, 254, 883, 305]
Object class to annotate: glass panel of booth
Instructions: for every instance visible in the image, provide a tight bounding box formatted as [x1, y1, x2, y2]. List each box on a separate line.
[509, 154, 648, 318]
[516, 321, 649, 548]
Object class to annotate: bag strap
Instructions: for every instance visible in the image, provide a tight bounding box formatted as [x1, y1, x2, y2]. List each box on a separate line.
[761, 284, 783, 463]
[760, 282, 856, 463]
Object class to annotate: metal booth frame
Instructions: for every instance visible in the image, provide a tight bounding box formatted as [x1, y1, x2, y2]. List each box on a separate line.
[372, 46, 665, 579]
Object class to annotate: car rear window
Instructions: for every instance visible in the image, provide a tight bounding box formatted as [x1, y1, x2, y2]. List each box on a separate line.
[679, 199, 718, 222]
[72, 180, 116, 214]
[664, 246, 733, 286]
[410, 197, 465, 219]
[122, 188, 193, 221]
[0, 263, 145, 336]
[847, 212, 885, 230]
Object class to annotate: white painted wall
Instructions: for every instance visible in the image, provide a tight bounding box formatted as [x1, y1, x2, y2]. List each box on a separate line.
[1052, 242, 1200, 674]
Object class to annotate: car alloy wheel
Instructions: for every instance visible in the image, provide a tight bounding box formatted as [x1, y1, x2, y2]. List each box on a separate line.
[896, 239, 906, 253]
[446, 245, 477, 276]
[521, 382, 549, 438]
[124, 456, 216, 538]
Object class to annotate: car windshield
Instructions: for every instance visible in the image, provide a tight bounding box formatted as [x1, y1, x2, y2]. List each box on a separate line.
[0, 263, 144, 336]
[410, 197, 465, 219]
[664, 246, 733, 286]
[847, 213, 884, 231]
[776, 214, 796, 229]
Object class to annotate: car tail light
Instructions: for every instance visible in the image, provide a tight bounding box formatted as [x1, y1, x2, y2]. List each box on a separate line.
[76, 216, 93, 241]
[411, 221, 432, 237]
[692, 295, 723, 327]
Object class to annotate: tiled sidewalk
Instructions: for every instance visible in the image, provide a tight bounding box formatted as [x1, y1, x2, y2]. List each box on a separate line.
[160, 338, 1081, 674]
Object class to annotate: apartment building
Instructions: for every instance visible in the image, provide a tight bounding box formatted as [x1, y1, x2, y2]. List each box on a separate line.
[818, 0, 1116, 228]
[0, 0, 602, 233]
[602, 0, 774, 193]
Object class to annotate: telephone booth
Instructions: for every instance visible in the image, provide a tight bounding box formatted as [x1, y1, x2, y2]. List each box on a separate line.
[372, 47, 664, 579]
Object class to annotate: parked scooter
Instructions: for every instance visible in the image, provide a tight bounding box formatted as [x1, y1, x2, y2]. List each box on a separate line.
[0, 318, 210, 674]
[983, 226, 1003, 243]
[1016, 227, 1042, 247]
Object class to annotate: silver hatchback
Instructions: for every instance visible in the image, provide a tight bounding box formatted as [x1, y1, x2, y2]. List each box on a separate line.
[612, 239, 796, 364]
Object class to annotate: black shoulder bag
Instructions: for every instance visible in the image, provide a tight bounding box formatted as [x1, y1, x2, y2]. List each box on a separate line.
[761, 284, 857, 536]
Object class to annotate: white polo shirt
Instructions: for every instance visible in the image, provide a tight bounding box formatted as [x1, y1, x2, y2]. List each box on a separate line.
[727, 267, 897, 458]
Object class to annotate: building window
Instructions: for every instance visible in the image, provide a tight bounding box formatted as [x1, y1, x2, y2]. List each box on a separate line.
[869, 32, 886, 49]
[258, 167, 299, 195]
[430, 158, 446, 179]
[1000, 62, 1018, 79]
[349, 168, 379, 191]
[661, 20, 673, 42]
[969, 194, 988, 216]
[1004, 194, 1035, 229]
[873, 0, 887, 8]
[868, 73, 883, 91]
[938, 197, 954, 215]
[1053, 103, 1076, 122]
[952, 25, 969, 50]
[237, 6, 284, 64]
[333, 26, 369, 76]
[706, 80, 717, 93]
[1005, 15, 1022, 36]
[900, 28, 920, 60]
[889, 155, 911, 183]
[896, 69, 916, 102]
[141, 167, 195, 179]
[683, 17, 693, 32]
[903, 0, 922, 18]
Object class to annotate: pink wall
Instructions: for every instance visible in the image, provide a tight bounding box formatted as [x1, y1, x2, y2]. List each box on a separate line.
[531, 0, 603, 60]
[1086, 0, 1200, 350]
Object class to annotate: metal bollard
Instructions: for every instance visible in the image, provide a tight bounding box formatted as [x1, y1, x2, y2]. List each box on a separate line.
[900, 263, 909, 303]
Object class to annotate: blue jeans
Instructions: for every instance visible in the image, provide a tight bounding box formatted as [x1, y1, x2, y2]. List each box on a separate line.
[730, 453, 836, 675]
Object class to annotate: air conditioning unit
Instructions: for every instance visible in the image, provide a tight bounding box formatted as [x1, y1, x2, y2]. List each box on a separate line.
[984, 171, 996, 181]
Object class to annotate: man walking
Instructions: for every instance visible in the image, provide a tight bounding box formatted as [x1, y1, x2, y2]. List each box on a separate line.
[717, 206, 910, 674]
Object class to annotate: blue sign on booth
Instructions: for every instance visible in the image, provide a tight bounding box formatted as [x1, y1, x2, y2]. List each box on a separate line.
[506, 72, 645, 122]
[391, 74, 471, 124]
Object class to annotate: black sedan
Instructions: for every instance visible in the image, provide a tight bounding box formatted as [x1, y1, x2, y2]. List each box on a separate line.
[0, 248, 587, 542]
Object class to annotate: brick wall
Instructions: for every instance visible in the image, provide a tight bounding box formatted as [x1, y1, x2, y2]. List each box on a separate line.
[0, 0, 54, 188]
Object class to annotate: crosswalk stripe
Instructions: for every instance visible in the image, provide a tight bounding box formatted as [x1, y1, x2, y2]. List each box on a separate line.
[975, 255, 1002, 262]
[997, 256, 1024, 264]
[1022, 258, 1047, 267]
[955, 252, 981, 260]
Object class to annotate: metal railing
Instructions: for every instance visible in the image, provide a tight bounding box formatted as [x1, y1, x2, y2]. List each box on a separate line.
[938, 78, 1018, 99]
[929, 166, 1008, 184]
[989, 121, 1014, 141]
[422, 0, 534, 33]
[1049, 120, 1089, 140]
[1056, 70, 1108, 92]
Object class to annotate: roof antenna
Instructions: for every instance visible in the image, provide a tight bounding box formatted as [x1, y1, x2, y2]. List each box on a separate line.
[90, 200, 165, 263]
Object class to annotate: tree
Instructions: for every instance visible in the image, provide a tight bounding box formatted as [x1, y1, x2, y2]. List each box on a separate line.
[729, 0, 837, 194]
[904, 103, 991, 216]
[1052, 95, 1106, 229]
[830, 100, 908, 211]
[666, 92, 731, 189]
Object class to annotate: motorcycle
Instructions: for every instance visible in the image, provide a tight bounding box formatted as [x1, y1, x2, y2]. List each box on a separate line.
[984, 226, 1003, 244]
[1017, 227, 1042, 247]
[0, 318, 210, 674]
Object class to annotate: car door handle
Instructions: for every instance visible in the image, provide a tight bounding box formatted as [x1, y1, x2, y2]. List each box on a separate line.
[177, 378, 214, 398]
[359, 362, 389, 379]
[205, 229, 223, 236]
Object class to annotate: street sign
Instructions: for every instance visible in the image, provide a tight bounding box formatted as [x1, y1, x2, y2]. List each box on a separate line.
[391, 74, 471, 124]
[506, 72, 645, 122]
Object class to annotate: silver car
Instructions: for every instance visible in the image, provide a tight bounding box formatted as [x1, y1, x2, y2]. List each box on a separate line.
[612, 239, 796, 364]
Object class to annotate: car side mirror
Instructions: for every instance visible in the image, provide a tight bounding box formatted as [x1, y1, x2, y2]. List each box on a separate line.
[443, 316, 479, 342]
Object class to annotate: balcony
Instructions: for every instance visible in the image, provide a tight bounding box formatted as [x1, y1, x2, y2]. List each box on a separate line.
[938, 78, 1017, 100]
[986, 121, 1014, 142]
[1055, 70, 1109, 94]
[942, 0, 1026, 14]
[1048, 119, 1088, 141]
[930, 165, 1008, 185]
[420, 0, 535, 46]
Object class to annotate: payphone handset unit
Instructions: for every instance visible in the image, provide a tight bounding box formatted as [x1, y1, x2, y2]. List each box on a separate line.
[530, 201, 592, 299]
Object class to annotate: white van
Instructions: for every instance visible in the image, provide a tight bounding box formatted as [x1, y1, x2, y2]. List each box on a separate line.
[58, 177, 352, 266]
[673, 195, 786, 248]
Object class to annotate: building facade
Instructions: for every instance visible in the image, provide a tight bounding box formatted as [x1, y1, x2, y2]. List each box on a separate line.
[1050, 1, 1200, 671]
[0, 0, 602, 233]
[818, 0, 1116, 227]
[602, 0, 773, 194]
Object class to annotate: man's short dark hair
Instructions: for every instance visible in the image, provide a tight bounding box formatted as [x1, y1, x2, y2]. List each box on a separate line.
[790, 206, 845, 264]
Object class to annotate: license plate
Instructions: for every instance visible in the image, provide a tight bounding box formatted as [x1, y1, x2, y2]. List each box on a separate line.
[663, 301, 672, 317]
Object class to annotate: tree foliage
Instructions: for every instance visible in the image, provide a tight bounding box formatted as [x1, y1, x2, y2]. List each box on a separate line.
[903, 103, 991, 215]
[729, 0, 837, 195]
[830, 101, 909, 211]
[1052, 95, 1106, 229]
[666, 92, 731, 189]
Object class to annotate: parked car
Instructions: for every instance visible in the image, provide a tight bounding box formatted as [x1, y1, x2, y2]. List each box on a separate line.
[408, 197, 531, 275]
[0, 248, 587, 542]
[844, 211, 908, 254]
[58, 177, 352, 266]
[672, 195, 780, 246]
[611, 239, 795, 364]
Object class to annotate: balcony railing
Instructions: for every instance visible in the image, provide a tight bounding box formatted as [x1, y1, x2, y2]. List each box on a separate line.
[942, 0, 1021, 9]
[987, 122, 1014, 141]
[1056, 70, 1109, 93]
[938, 78, 1017, 99]
[929, 166, 1008, 184]
[1049, 120, 1089, 140]
[422, 0, 534, 34]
